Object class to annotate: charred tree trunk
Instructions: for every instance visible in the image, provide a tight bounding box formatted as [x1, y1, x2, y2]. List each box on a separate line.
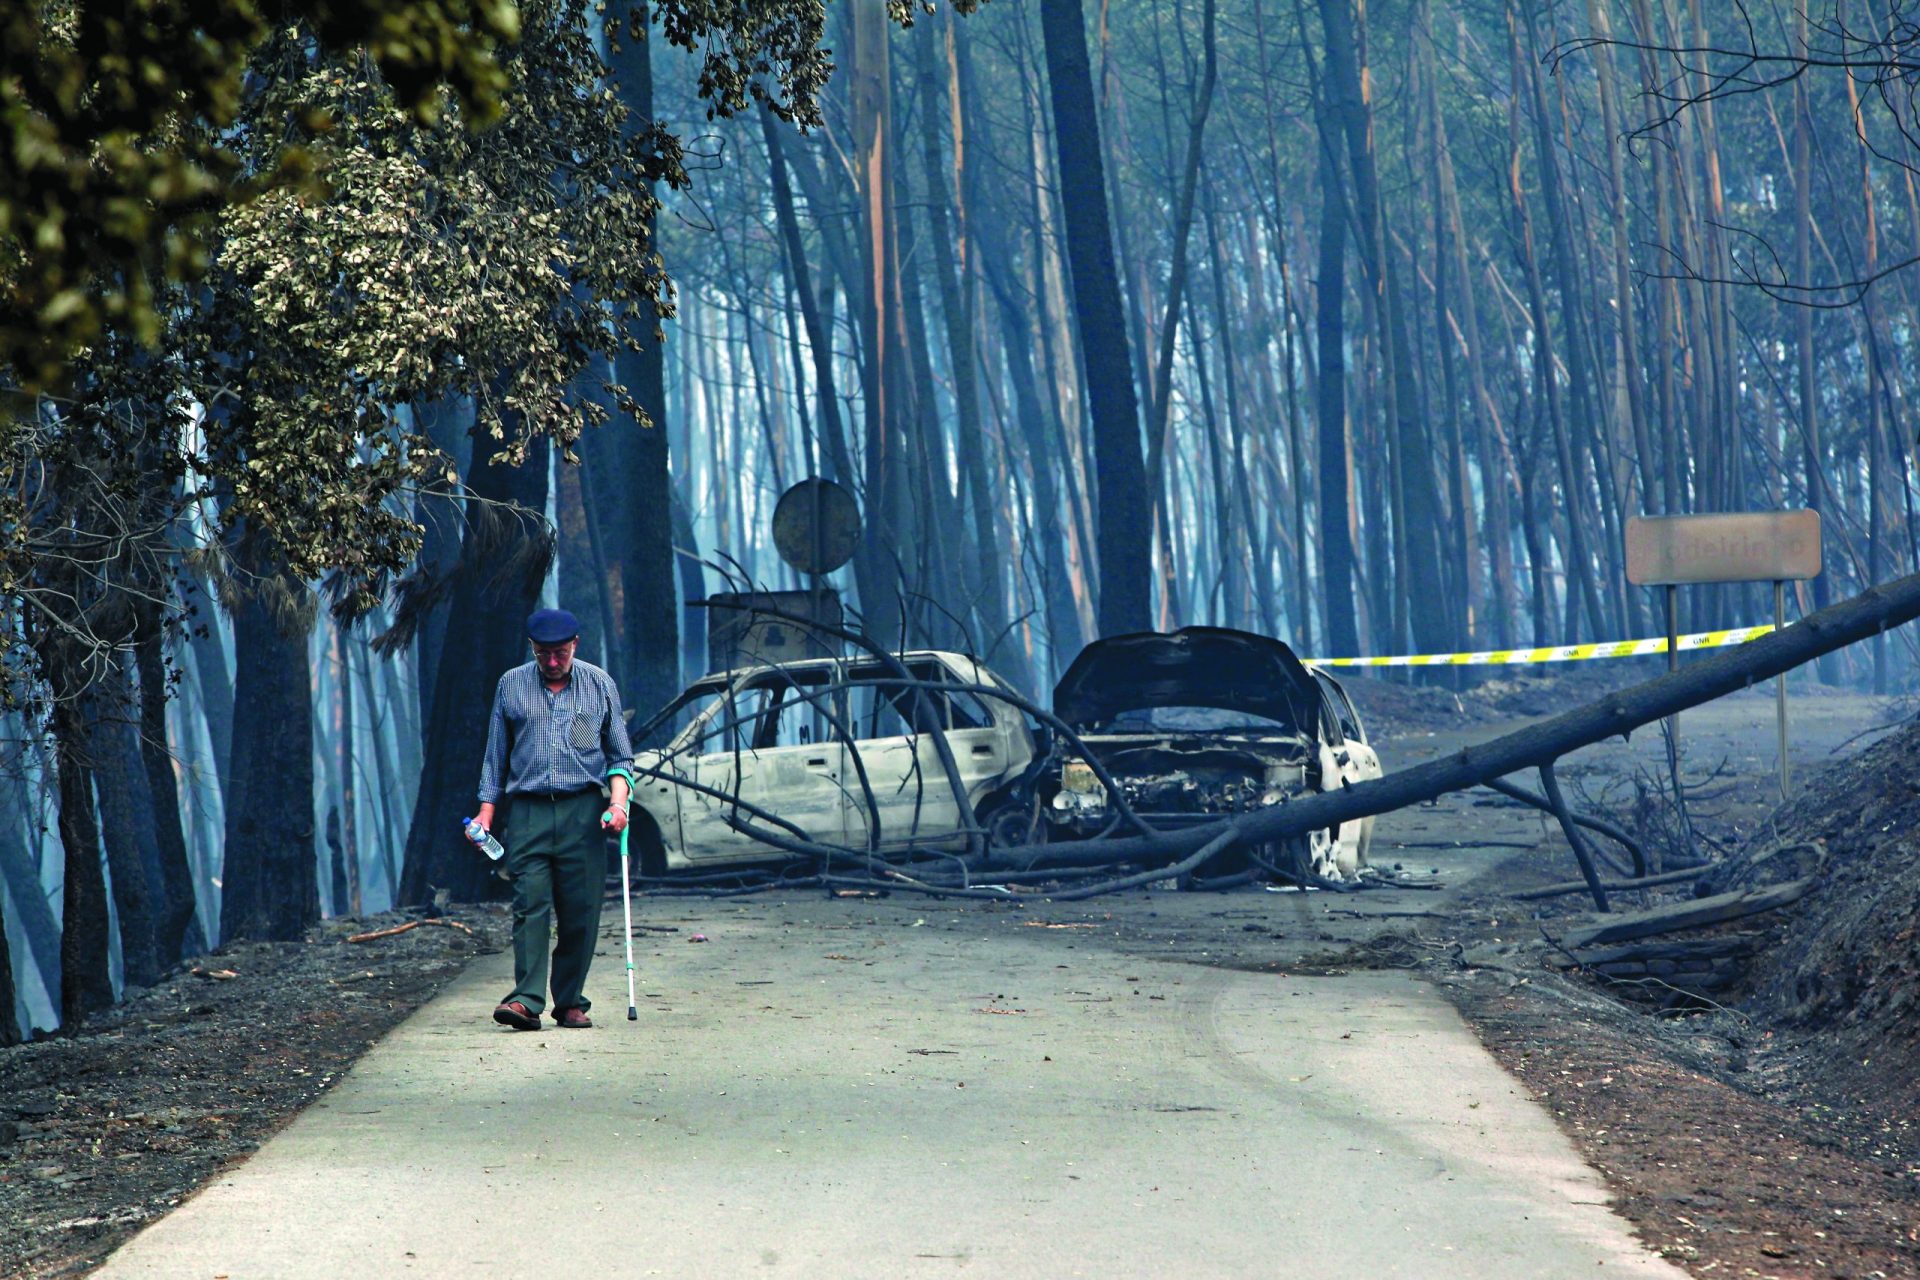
[412, 398, 474, 728]
[399, 427, 552, 905]
[848, 1, 913, 646]
[1038, 0, 1151, 636]
[0, 893, 15, 1045]
[671, 486, 706, 692]
[978, 223, 1089, 665]
[0, 808, 59, 1019]
[219, 530, 318, 944]
[1791, 1, 1836, 680]
[48, 694, 113, 1027]
[1319, 0, 1451, 656]
[134, 617, 201, 959]
[914, 14, 1025, 687]
[184, 590, 234, 798]
[1312, 110, 1360, 657]
[602, 0, 680, 726]
[89, 672, 163, 985]
[1142, 0, 1218, 539]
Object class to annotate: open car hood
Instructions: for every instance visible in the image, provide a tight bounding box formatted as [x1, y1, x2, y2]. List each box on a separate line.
[1052, 627, 1323, 732]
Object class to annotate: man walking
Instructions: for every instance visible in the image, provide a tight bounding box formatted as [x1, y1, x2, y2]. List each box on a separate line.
[473, 608, 633, 1030]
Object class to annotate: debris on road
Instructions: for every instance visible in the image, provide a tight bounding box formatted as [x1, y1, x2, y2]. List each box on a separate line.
[347, 918, 476, 944]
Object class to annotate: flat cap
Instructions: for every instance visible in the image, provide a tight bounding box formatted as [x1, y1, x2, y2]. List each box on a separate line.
[526, 608, 581, 645]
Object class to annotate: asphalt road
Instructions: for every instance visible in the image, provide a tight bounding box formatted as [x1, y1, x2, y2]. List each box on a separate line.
[102, 686, 1858, 1278]
[97, 898, 1686, 1279]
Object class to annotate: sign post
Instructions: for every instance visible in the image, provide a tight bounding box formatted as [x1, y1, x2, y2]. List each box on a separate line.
[1625, 510, 1822, 801]
[1775, 580, 1789, 793]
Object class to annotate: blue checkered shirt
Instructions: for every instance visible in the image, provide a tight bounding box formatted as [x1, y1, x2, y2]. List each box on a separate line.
[477, 659, 634, 804]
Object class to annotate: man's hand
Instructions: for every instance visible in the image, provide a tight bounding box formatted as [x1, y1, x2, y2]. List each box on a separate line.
[475, 801, 497, 834]
[602, 775, 631, 833]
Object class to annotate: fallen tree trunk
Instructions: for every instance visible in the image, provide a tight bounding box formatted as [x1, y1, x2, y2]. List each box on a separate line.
[992, 571, 1920, 868]
[1552, 879, 1813, 950]
[1544, 933, 1761, 969]
[1512, 864, 1707, 901]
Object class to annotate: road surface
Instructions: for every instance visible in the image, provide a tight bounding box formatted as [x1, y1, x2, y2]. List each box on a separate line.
[98, 898, 1684, 1278]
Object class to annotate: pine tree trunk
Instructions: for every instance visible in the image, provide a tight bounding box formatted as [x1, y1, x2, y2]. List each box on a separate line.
[135, 619, 200, 959]
[89, 670, 162, 985]
[219, 530, 318, 944]
[0, 805, 59, 1011]
[1313, 112, 1360, 658]
[1320, 0, 1452, 656]
[50, 695, 114, 1026]
[601, 0, 680, 726]
[413, 398, 475, 726]
[1037, 0, 1151, 636]
[398, 429, 551, 905]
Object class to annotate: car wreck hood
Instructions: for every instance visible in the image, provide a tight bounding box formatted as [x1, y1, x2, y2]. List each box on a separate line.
[1053, 627, 1322, 732]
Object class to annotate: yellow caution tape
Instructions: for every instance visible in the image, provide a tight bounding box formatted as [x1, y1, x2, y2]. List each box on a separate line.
[1304, 624, 1777, 668]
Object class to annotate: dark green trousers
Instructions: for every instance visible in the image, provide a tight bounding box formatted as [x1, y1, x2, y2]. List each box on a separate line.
[500, 790, 605, 1015]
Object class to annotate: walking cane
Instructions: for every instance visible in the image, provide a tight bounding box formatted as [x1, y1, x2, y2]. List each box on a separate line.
[616, 818, 638, 1021]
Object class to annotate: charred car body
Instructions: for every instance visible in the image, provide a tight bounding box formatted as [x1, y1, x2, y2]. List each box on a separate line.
[623, 651, 1036, 875]
[1038, 627, 1383, 880]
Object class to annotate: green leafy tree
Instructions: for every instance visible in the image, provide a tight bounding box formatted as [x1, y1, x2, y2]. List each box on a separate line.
[1, 0, 522, 390]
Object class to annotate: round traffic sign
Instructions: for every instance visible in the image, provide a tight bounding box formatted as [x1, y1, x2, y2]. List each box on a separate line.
[771, 477, 861, 575]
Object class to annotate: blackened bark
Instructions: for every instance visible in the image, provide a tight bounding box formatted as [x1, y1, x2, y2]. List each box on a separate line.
[219, 532, 319, 944]
[978, 232, 1090, 664]
[1791, 1, 1835, 681]
[0, 891, 15, 1045]
[414, 398, 475, 727]
[912, 16, 1025, 686]
[1038, 0, 1150, 636]
[603, 0, 680, 727]
[1319, 0, 1451, 655]
[670, 487, 706, 695]
[50, 697, 113, 1027]
[399, 430, 551, 905]
[555, 458, 611, 671]
[0, 810, 59, 1003]
[896, 176, 967, 636]
[89, 676, 164, 985]
[134, 624, 201, 960]
[847, 0, 911, 648]
[184, 598, 233, 797]
[763, 106, 857, 489]
[326, 806, 348, 918]
[1313, 119, 1360, 658]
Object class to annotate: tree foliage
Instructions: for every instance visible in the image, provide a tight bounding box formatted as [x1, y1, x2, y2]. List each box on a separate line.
[196, 1, 682, 607]
[0, 0, 523, 390]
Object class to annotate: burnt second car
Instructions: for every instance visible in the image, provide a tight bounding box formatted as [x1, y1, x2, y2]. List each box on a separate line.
[1039, 627, 1382, 880]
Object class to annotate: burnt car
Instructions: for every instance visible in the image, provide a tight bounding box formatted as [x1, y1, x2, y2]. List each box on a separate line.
[623, 651, 1037, 875]
[1038, 627, 1383, 881]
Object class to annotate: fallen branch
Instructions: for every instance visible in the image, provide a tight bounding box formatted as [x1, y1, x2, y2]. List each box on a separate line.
[1552, 879, 1813, 950]
[348, 918, 476, 943]
[985, 572, 1920, 870]
[1511, 864, 1710, 900]
[1543, 932, 1761, 969]
[1539, 760, 1613, 911]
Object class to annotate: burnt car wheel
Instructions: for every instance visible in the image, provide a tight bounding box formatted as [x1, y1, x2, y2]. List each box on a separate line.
[983, 798, 1044, 851]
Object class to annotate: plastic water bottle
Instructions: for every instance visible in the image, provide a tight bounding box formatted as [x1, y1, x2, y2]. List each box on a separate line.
[462, 818, 505, 862]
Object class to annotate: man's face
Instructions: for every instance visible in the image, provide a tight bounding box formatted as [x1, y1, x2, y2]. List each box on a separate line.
[533, 638, 577, 682]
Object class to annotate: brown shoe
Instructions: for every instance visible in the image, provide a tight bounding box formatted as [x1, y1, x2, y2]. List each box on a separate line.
[493, 1000, 540, 1031]
[552, 1007, 593, 1029]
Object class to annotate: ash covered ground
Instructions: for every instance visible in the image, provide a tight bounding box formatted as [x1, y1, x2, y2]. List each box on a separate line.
[4, 669, 1918, 1279]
